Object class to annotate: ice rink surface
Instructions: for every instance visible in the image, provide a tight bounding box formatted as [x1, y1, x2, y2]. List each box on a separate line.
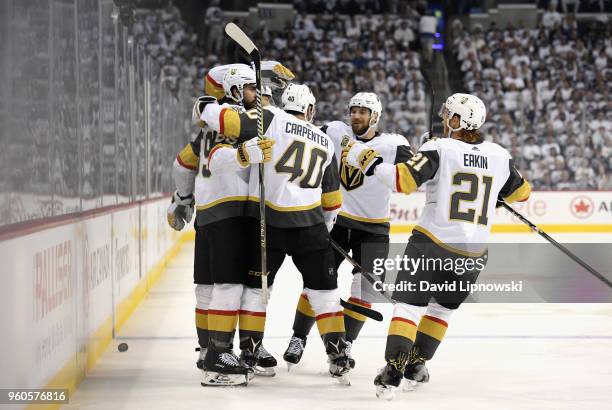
[65, 233, 612, 410]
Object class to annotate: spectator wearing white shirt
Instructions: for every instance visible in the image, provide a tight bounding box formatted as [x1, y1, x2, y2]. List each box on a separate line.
[419, 11, 437, 63]
[523, 136, 543, 161]
[503, 66, 525, 90]
[511, 47, 530, 66]
[589, 111, 611, 132]
[542, 3, 562, 30]
[541, 135, 561, 157]
[203, 0, 223, 54]
[394, 20, 414, 50]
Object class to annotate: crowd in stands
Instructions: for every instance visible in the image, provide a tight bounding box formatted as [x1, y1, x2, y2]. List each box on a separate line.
[130, 1, 435, 148]
[452, 8, 612, 190]
[132, 2, 207, 97]
[258, 9, 432, 146]
[129, 0, 611, 190]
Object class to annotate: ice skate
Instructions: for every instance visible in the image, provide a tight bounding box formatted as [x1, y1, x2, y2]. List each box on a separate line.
[255, 344, 277, 376]
[326, 337, 351, 385]
[201, 346, 249, 387]
[403, 347, 429, 392]
[283, 335, 306, 371]
[374, 352, 408, 400]
[241, 341, 277, 377]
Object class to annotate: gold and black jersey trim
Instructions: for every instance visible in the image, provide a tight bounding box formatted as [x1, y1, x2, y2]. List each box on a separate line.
[322, 155, 341, 193]
[190, 130, 204, 157]
[176, 142, 200, 171]
[218, 107, 275, 143]
[504, 179, 531, 203]
[322, 190, 342, 211]
[245, 199, 324, 228]
[394, 145, 414, 164]
[412, 225, 487, 257]
[195, 196, 249, 227]
[500, 160, 531, 203]
[336, 213, 390, 235]
[396, 150, 439, 194]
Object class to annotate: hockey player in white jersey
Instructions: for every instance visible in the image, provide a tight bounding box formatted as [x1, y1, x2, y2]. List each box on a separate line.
[342, 93, 531, 399]
[203, 61, 294, 104]
[168, 64, 288, 386]
[283, 92, 413, 370]
[200, 83, 352, 382]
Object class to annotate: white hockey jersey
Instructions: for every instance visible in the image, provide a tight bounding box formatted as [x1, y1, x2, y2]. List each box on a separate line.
[377, 137, 531, 254]
[201, 104, 342, 228]
[323, 121, 411, 235]
[175, 103, 249, 226]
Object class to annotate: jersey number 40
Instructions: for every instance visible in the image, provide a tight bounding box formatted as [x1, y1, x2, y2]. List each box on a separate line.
[275, 140, 327, 189]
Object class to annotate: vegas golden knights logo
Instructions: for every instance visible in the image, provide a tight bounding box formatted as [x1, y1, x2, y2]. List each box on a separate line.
[340, 162, 364, 191]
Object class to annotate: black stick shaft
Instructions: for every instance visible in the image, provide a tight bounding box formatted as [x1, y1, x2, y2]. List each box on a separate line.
[420, 67, 435, 137]
[339, 299, 382, 322]
[501, 202, 611, 288]
[251, 53, 268, 295]
[329, 238, 394, 304]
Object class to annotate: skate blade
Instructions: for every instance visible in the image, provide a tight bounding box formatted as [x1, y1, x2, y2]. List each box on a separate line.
[254, 366, 276, 377]
[376, 385, 397, 400]
[246, 369, 255, 381]
[332, 373, 351, 386]
[285, 361, 298, 372]
[402, 379, 418, 392]
[201, 371, 248, 387]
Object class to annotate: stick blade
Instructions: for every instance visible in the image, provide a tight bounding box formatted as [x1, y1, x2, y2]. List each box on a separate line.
[225, 23, 258, 55]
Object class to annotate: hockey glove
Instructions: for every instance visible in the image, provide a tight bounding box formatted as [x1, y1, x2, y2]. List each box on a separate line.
[192, 95, 218, 128]
[262, 61, 295, 89]
[167, 191, 195, 231]
[342, 141, 383, 176]
[236, 137, 276, 167]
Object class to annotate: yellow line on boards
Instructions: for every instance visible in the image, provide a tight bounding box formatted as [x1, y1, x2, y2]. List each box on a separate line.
[28, 231, 192, 410]
[389, 224, 612, 234]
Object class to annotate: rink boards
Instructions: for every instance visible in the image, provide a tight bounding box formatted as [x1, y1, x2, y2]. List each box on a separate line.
[0, 191, 610, 408]
[0, 197, 186, 408]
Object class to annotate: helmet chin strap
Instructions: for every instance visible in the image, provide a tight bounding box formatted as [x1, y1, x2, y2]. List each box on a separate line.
[355, 113, 378, 139]
[305, 106, 315, 123]
[446, 117, 463, 138]
[231, 86, 244, 104]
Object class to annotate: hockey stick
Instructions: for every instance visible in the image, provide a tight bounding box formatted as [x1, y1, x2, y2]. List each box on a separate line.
[501, 202, 611, 288]
[339, 299, 383, 322]
[328, 238, 390, 321]
[419, 66, 435, 140]
[224, 23, 269, 303]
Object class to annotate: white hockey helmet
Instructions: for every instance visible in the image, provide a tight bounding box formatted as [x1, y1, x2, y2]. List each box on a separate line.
[222, 65, 256, 104]
[348, 92, 383, 128]
[281, 83, 316, 122]
[439, 93, 486, 131]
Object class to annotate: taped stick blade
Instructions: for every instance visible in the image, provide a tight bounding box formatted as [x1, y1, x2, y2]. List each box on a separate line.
[225, 23, 257, 54]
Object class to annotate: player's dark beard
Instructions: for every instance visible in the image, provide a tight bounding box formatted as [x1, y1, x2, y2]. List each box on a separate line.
[351, 123, 368, 136]
[243, 98, 256, 110]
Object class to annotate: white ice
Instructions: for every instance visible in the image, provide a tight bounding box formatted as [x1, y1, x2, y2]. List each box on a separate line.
[65, 233, 612, 410]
